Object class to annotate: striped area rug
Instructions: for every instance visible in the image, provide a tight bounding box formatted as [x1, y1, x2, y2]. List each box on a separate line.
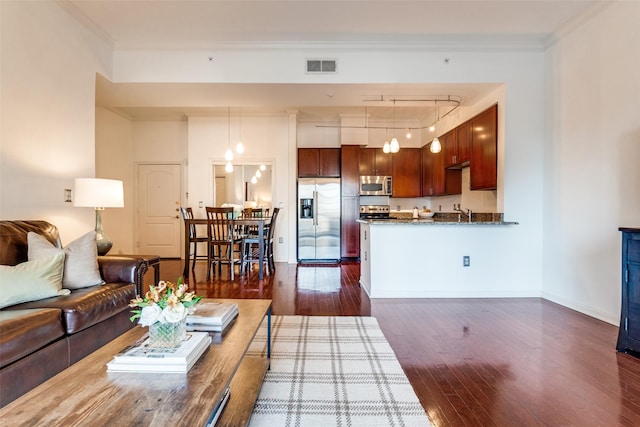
[247, 316, 430, 427]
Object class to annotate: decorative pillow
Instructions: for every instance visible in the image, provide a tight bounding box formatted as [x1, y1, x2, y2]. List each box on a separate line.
[28, 231, 105, 289]
[0, 253, 70, 309]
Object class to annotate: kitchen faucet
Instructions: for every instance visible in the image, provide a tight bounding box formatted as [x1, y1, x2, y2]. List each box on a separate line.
[454, 204, 472, 223]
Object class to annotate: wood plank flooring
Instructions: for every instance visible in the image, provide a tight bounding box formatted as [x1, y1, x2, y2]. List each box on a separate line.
[152, 259, 640, 426]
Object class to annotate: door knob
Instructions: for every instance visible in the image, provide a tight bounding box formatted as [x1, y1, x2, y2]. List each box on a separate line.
[175, 216, 179, 219]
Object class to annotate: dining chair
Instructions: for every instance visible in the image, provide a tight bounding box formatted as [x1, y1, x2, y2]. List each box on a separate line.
[180, 207, 208, 271]
[240, 207, 279, 276]
[205, 207, 243, 280]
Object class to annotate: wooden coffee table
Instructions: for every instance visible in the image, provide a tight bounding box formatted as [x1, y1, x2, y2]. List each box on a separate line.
[0, 299, 272, 426]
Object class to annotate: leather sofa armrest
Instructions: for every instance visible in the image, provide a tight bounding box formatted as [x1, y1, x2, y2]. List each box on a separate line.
[97, 256, 148, 296]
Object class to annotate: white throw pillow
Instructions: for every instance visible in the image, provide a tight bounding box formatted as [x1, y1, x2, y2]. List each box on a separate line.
[0, 253, 70, 309]
[28, 231, 105, 289]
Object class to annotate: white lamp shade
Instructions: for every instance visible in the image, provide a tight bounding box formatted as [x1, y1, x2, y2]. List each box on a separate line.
[73, 178, 124, 208]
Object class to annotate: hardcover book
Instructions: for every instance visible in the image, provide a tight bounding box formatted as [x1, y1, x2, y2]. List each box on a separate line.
[107, 331, 211, 373]
[187, 302, 238, 332]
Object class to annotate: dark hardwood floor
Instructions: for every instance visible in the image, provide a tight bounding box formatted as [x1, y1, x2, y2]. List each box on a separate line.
[152, 259, 640, 426]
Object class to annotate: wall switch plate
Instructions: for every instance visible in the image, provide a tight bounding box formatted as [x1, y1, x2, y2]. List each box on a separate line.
[198, 201, 203, 208]
[278, 237, 283, 243]
[463, 256, 470, 267]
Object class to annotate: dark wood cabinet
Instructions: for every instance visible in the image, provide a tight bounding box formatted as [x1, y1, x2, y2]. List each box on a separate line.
[341, 195, 360, 258]
[298, 148, 341, 177]
[455, 120, 471, 164]
[444, 121, 471, 167]
[392, 148, 421, 197]
[617, 228, 640, 355]
[470, 105, 497, 190]
[340, 145, 359, 196]
[421, 145, 434, 196]
[341, 145, 360, 259]
[428, 145, 461, 196]
[358, 148, 392, 176]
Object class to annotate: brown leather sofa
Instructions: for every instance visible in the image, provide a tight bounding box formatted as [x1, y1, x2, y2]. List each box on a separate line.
[0, 220, 148, 407]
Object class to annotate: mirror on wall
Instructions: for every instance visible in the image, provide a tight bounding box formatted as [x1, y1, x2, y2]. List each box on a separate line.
[212, 163, 273, 209]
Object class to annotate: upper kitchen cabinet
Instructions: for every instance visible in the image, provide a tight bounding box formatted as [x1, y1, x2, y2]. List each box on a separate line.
[392, 148, 421, 198]
[340, 145, 360, 196]
[426, 143, 461, 196]
[358, 148, 392, 176]
[421, 144, 434, 196]
[298, 148, 341, 177]
[470, 105, 498, 190]
[443, 121, 470, 168]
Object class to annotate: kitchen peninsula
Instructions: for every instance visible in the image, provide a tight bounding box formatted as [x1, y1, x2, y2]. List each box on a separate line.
[358, 215, 519, 298]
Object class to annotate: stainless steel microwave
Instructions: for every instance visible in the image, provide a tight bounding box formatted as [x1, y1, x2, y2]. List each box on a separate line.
[359, 176, 392, 196]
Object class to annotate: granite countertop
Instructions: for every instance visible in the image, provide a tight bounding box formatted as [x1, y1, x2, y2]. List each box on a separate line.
[358, 212, 518, 226]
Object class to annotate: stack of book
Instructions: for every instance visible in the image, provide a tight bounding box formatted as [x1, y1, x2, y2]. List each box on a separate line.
[107, 331, 211, 373]
[186, 302, 239, 332]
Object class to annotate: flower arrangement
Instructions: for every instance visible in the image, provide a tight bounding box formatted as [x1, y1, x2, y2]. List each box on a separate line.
[129, 277, 202, 326]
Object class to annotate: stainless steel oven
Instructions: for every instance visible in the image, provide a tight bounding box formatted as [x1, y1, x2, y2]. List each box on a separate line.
[359, 176, 392, 196]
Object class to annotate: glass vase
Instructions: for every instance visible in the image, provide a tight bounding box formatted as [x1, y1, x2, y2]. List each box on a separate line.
[148, 318, 187, 348]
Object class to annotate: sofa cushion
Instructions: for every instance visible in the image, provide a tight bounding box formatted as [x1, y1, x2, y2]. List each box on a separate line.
[0, 253, 70, 309]
[28, 231, 104, 289]
[7, 282, 137, 334]
[0, 220, 60, 266]
[0, 308, 65, 369]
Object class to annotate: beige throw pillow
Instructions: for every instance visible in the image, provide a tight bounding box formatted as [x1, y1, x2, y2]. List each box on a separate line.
[28, 231, 105, 289]
[0, 253, 70, 309]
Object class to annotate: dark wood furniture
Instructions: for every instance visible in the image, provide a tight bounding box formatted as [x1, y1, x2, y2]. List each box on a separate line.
[358, 147, 392, 176]
[183, 217, 272, 280]
[391, 147, 421, 197]
[617, 227, 640, 355]
[241, 208, 279, 276]
[470, 104, 498, 190]
[206, 207, 242, 280]
[180, 207, 209, 272]
[0, 299, 272, 427]
[340, 145, 360, 259]
[297, 148, 341, 177]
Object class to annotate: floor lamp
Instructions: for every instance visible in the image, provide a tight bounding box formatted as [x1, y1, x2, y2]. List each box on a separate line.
[73, 178, 124, 255]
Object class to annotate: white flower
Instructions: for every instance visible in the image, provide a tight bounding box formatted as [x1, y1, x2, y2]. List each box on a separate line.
[138, 304, 162, 326]
[160, 303, 187, 323]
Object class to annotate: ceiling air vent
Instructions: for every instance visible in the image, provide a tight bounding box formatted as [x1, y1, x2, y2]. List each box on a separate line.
[306, 59, 337, 73]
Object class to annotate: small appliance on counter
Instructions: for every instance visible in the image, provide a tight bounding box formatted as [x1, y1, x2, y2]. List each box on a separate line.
[359, 205, 391, 219]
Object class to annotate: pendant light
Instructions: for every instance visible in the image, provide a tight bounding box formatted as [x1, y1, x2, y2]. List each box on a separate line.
[236, 107, 245, 154]
[389, 100, 400, 153]
[383, 128, 391, 153]
[430, 102, 442, 154]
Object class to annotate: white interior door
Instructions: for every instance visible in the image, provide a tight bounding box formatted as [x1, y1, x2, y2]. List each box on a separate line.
[137, 163, 182, 257]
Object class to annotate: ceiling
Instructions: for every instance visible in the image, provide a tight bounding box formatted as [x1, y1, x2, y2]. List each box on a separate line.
[75, 0, 601, 123]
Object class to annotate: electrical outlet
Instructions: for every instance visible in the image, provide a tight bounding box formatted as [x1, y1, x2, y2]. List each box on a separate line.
[278, 237, 283, 244]
[463, 256, 470, 267]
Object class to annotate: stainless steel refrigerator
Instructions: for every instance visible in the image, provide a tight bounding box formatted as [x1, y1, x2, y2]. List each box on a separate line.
[297, 178, 341, 261]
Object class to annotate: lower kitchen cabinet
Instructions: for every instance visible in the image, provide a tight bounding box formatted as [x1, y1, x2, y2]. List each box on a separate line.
[617, 228, 640, 355]
[341, 195, 360, 258]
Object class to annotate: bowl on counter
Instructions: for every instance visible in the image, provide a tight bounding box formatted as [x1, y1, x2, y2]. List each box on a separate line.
[418, 211, 435, 218]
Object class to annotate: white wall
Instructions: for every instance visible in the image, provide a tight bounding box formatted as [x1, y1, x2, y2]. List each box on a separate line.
[0, 1, 113, 243]
[186, 114, 292, 262]
[95, 107, 135, 254]
[543, 1, 640, 324]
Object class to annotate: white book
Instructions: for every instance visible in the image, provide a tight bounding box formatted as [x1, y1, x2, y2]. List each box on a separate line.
[107, 332, 211, 371]
[187, 315, 237, 332]
[187, 302, 238, 326]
